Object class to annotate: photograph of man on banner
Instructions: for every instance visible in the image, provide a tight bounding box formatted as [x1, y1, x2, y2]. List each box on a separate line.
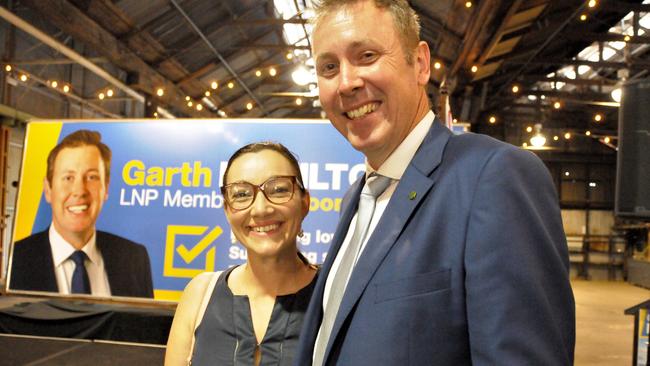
[9, 129, 154, 298]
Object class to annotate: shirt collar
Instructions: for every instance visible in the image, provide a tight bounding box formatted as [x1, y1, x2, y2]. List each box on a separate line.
[49, 225, 100, 267]
[366, 110, 435, 180]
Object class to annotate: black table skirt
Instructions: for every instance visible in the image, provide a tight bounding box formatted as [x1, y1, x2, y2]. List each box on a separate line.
[0, 296, 174, 345]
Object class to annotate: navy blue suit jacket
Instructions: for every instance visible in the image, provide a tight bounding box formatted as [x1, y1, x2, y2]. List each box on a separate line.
[295, 120, 575, 365]
[9, 229, 154, 298]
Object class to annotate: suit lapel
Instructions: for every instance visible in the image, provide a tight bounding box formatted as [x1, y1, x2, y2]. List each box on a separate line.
[38, 230, 58, 292]
[299, 176, 365, 360]
[326, 119, 452, 356]
[96, 232, 119, 293]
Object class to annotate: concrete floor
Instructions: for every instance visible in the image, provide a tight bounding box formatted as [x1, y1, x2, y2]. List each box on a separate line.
[573, 280, 650, 365]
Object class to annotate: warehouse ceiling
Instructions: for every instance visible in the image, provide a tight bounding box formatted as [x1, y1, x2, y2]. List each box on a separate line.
[0, 0, 649, 161]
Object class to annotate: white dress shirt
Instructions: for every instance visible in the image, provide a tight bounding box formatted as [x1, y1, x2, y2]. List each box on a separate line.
[49, 225, 111, 296]
[315, 111, 436, 358]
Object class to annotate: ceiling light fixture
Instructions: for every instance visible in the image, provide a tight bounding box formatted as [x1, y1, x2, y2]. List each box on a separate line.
[291, 64, 314, 86]
[530, 124, 547, 148]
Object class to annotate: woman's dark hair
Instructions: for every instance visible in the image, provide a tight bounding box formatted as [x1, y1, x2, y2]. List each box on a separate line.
[222, 141, 305, 190]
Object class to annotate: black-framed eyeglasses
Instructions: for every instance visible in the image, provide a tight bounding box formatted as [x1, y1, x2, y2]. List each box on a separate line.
[221, 175, 304, 210]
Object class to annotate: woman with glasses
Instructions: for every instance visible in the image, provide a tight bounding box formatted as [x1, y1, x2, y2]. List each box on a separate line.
[165, 142, 318, 366]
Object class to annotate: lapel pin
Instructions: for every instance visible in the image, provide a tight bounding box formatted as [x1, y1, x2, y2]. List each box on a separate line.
[408, 191, 417, 200]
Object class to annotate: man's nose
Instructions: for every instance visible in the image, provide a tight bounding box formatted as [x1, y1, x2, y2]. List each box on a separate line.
[71, 177, 88, 195]
[338, 62, 363, 96]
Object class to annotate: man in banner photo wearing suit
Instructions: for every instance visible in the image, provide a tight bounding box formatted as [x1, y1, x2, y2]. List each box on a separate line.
[10, 129, 153, 298]
[296, 0, 575, 365]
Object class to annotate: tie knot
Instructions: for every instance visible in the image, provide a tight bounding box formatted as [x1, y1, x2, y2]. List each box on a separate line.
[70, 251, 87, 266]
[363, 174, 392, 198]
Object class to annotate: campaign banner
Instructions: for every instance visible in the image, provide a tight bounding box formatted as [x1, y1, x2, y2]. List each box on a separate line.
[8, 119, 364, 301]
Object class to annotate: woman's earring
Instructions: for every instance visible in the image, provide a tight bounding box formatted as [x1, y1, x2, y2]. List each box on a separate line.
[298, 229, 304, 238]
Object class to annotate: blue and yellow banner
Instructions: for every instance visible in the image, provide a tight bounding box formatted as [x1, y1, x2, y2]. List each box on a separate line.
[12, 119, 364, 301]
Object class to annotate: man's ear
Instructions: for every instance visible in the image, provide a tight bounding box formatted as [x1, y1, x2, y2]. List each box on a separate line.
[104, 179, 109, 201]
[44, 179, 52, 204]
[415, 41, 431, 86]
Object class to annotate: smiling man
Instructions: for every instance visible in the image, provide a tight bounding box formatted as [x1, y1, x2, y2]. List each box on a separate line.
[9, 130, 153, 298]
[295, 0, 575, 365]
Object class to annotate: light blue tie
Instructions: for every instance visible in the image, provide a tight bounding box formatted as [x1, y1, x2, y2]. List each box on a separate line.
[70, 250, 91, 294]
[313, 173, 392, 366]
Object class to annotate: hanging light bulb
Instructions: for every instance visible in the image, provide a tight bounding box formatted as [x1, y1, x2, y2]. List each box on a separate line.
[611, 88, 622, 103]
[530, 123, 547, 148]
[291, 65, 313, 86]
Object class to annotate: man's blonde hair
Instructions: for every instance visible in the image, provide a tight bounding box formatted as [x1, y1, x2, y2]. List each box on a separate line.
[311, 0, 421, 64]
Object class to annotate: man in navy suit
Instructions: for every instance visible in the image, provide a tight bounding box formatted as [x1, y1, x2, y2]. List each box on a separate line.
[296, 0, 575, 364]
[9, 130, 153, 298]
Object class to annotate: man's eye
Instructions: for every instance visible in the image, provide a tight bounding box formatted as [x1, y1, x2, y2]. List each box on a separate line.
[319, 63, 338, 76]
[87, 175, 100, 181]
[361, 52, 377, 62]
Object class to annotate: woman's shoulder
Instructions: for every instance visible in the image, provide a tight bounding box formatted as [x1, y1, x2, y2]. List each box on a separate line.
[177, 272, 222, 314]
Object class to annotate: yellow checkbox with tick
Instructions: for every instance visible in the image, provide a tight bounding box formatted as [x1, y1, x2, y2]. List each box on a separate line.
[163, 225, 223, 278]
